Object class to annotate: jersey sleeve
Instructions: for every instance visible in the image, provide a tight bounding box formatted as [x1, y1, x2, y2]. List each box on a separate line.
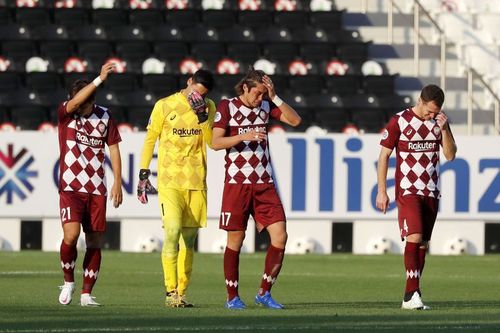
[106, 115, 122, 146]
[213, 99, 231, 130]
[380, 115, 400, 150]
[269, 101, 282, 120]
[146, 100, 166, 135]
[57, 102, 69, 123]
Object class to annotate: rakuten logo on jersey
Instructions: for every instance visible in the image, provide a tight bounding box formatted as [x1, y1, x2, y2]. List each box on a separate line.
[238, 126, 266, 135]
[76, 132, 104, 147]
[408, 141, 437, 151]
[173, 128, 202, 137]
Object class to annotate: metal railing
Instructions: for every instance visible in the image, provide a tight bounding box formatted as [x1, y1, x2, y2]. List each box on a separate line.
[384, 0, 500, 134]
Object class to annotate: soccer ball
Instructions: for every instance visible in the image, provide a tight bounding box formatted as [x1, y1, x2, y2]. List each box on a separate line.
[367, 237, 392, 254]
[289, 238, 316, 254]
[137, 237, 163, 253]
[445, 238, 468, 255]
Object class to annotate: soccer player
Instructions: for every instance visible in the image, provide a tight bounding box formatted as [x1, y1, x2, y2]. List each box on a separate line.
[58, 62, 123, 307]
[137, 69, 216, 308]
[212, 68, 301, 309]
[376, 84, 457, 310]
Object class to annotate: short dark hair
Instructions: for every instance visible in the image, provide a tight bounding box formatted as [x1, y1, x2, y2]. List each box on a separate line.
[69, 79, 95, 100]
[235, 67, 266, 95]
[420, 84, 445, 108]
[192, 69, 215, 91]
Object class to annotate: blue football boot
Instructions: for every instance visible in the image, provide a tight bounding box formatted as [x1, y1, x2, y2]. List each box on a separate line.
[254, 291, 284, 309]
[225, 296, 246, 309]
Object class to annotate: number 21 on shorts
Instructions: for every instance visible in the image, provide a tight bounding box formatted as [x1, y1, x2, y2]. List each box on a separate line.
[61, 206, 71, 222]
[221, 212, 231, 226]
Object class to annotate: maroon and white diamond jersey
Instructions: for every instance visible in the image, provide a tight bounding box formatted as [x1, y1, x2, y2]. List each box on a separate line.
[57, 102, 121, 196]
[213, 97, 282, 184]
[380, 108, 443, 198]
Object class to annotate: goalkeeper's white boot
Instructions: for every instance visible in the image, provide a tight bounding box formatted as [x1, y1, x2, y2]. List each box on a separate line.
[401, 291, 430, 310]
[58, 281, 75, 305]
[80, 293, 101, 307]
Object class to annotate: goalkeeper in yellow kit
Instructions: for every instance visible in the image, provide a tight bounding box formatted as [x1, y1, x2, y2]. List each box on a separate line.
[137, 70, 215, 307]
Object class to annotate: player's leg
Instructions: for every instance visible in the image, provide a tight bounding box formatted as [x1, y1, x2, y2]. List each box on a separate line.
[220, 184, 251, 309]
[398, 195, 428, 310]
[79, 194, 107, 307]
[59, 192, 84, 305]
[159, 189, 184, 305]
[419, 197, 439, 278]
[253, 184, 287, 309]
[175, 227, 198, 307]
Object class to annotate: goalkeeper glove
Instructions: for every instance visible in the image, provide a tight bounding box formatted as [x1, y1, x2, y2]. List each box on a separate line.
[137, 169, 157, 204]
[187, 90, 208, 124]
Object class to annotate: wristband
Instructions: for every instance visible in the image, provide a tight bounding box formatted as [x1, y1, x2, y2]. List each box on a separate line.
[272, 95, 284, 107]
[92, 77, 103, 87]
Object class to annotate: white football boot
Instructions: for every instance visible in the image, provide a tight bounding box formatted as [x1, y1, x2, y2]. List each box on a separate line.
[401, 291, 430, 310]
[80, 293, 101, 307]
[58, 282, 75, 305]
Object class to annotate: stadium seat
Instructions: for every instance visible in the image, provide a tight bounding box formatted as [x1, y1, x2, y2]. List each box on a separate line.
[30, 24, 70, 41]
[343, 93, 380, 110]
[336, 43, 368, 64]
[309, 11, 343, 32]
[274, 10, 308, 29]
[105, 73, 138, 91]
[0, 72, 22, 91]
[108, 106, 128, 124]
[128, 8, 164, 28]
[0, 41, 37, 66]
[69, 25, 108, 41]
[95, 89, 123, 108]
[289, 75, 325, 95]
[115, 41, 152, 65]
[153, 41, 189, 61]
[314, 109, 349, 132]
[25, 72, 61, 92]
[211, 74, 239, 93]
[0, 106, 10, 123]
[325, 75, 360, 95]
[191, 42, 225, 61]
[238, 10, 273, 29]
[218, 25, 256, 42]
[122, 89, 157, 108]
[350, 109, 387, 133]
[291, 26, 328, 43]
[77, 41, 112, 63]
[327, 30, 362, 43]
[106, 25, 145, 41]
[262, 43, 298, 62]
[53, 8, 90, 28]
[300, 43, 335, 62]
[91, 8, 127, 26]
[165, 9, 200, 28]
[362, 75, 395, 94]
[141, 74, 179, 97]
[15, 7, 50, 27]
[269, 74, 288, 93]
[226, 42, 261, 62]
[256, 26, 292, 42]
[305, 92, 344, 110]
[62, 72, 98, 90]
[0, 6, 11, 25]
[280, 92, 307, 109]
[0, 24, 31, 40]
[182, 24, 219, 42]
[127, 106, 153, 130]
[10, 105, 49, 130]
[148, 25, 182, 41]
[202, 9, 236, 29]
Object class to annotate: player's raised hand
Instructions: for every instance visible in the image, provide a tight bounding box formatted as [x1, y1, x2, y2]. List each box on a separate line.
[137, 169, 157, 204]
[435, 111, 448, 129]
[99, 62, 116, 81]
[262, 75, 276, 99]
[187, 90, 208, 123]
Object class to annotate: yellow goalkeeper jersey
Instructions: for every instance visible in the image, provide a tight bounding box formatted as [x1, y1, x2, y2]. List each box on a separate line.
[140, 91, 216, 191]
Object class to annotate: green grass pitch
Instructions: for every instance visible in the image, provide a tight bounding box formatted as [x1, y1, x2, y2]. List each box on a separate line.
[1, 252, 500, 332]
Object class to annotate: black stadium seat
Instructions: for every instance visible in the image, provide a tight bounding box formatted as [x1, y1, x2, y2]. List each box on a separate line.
[129, 8, 164, 28]
[54, 8, 90, 28]
[25, 72, 61, 92]
[202, 10, 236, 30]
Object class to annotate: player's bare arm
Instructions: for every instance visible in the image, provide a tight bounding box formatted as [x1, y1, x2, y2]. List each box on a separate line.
[376, 146, 393, 214]
[436, 111, 457, 161]
[66, 62, 116, 114]
[211, 127, 266, 151]
[262, 75, 301, 127]
[108, 143, 123, 208]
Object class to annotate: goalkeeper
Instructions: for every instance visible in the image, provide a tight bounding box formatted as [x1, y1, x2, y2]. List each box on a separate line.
[137, 70, 216, 308]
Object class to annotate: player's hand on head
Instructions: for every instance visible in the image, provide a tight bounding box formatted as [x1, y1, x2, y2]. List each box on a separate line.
[99, 62, 116, 81]
[137, 169, 157, 204]
[262, 75, 276, 99]
[435, 111, 448, 129]
[187, 90, 208, 123]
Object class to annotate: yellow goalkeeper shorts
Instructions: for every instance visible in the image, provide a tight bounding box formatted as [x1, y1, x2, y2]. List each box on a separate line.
[158, 188, 207, 228]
